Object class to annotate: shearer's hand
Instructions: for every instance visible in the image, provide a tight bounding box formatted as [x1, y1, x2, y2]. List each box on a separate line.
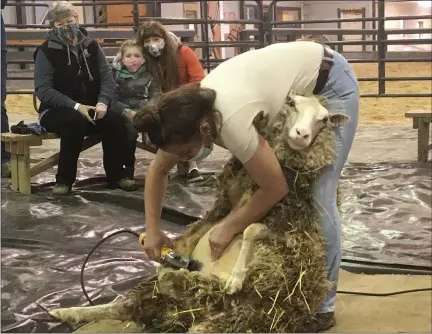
[142, 227, 173, 261]
[208, 222, 236, 262]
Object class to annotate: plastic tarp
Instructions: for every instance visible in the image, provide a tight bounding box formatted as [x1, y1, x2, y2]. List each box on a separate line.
[1, 145, 431, 332]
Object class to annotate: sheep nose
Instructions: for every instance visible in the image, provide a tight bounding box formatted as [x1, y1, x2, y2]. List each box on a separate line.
[295, 128, 310, 139]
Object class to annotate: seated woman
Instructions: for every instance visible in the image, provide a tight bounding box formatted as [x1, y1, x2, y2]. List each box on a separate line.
[110, 39, 161, 184]
[34, 1, 135, 195]
[137, 22, 206, 183]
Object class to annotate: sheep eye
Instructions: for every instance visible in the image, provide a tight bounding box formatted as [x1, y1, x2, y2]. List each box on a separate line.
[286, 98, 296, 108]
[322, 117, 329, 123]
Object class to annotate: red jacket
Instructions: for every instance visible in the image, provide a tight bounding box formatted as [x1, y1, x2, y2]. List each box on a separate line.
[178, 44, 205, 86]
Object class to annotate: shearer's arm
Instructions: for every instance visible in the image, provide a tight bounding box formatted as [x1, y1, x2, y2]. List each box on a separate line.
[144, 150, 179, 231]
[220, 127, 289, 235]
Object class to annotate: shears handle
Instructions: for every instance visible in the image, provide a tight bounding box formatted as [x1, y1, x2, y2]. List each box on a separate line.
[138, 232, 146, 247]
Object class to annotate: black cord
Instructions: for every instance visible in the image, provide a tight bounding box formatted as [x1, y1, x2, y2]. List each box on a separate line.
[337, 288, 432, 296]
[80, 229, 140, 306]
[80, 229, 432, 306]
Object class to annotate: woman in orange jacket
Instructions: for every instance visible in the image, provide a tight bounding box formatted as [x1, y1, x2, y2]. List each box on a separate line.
[137, 21, 205, 183]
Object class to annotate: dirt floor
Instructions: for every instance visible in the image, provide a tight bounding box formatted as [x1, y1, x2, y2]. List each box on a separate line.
[330, 270, 432, 333]
[5, 62, 432, 125]
[350, 62, 432, 124]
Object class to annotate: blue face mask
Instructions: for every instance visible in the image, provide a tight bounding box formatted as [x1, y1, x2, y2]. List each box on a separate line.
[189, 142, 214, 162]
[54, 24, 80, 43]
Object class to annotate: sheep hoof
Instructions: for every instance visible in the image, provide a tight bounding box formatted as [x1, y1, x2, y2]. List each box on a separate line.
[225, 269, 246, 295]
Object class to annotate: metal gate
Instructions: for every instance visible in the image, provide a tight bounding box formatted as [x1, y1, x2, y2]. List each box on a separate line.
[4, 0, 432, 99]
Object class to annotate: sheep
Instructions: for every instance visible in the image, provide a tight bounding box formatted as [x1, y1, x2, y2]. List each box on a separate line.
[48, 93, 344, 333]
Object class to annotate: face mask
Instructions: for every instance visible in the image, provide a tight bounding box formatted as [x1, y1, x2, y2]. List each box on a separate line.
[189, 142, 214, 162]
[54, 24, 80, 43]
[122, 57, 144, 73]
[145, 40, 165, 57]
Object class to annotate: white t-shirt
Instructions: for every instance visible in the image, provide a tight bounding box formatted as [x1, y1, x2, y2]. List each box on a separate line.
[200, 41, 324, 163]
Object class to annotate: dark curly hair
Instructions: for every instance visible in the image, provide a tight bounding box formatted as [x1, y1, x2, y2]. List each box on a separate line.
[137, 21, 180, 92]
[133, 83, 218, 148]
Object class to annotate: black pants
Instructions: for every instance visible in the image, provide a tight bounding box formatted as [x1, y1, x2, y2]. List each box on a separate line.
[40, 107, 133, 186]
[123, 118, 138, 178]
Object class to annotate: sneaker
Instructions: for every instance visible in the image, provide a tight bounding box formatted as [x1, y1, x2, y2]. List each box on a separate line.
[52, 183, 71, 196]
[300, 312, 335, 333]
[116, 178, 139, 191]
[186, 169, 204, 184]
[1, 162, 11, 178]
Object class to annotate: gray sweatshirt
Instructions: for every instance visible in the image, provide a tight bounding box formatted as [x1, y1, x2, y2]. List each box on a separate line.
[34, 28, 115, 111]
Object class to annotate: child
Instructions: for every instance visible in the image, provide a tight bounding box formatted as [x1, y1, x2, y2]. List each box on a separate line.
[111, 39, 161, 119]
[111, 39, 161, 183]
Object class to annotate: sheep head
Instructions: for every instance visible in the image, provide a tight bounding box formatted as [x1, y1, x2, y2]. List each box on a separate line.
[282, 92, 350, 151]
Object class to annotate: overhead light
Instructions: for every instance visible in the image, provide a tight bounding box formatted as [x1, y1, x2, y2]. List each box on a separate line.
[418, 1, 432, 8]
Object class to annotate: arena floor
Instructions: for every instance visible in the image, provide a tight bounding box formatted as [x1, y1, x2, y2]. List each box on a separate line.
[1, 61, 431, 333]
[5, 62, 432, 125]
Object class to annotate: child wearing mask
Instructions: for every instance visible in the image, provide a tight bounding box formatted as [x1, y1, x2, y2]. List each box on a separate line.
[111, 39, 161, 183]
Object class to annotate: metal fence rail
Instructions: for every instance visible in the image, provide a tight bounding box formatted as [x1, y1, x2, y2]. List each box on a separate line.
[266, 0, 432, 98]
[4, 0, 432, 99]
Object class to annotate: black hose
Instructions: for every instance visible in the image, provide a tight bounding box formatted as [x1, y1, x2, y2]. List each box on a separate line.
[80, 229, 432, 306]
[80, 229, 140, 306]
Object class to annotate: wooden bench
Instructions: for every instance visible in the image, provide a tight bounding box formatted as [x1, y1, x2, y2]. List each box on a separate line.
[1, 132, 157, 195]
[405, 110, 432, 162]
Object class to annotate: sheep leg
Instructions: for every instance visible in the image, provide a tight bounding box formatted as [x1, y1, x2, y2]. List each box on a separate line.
[225, 223, 267, 295]
[174, 220, 215, 256]
[175, 178, 243, 257]
[174, 179, 243, 257]
[49, 300, 132, 325]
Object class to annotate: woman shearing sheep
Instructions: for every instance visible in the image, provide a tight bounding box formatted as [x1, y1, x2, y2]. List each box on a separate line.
[134, 40, 360, 332]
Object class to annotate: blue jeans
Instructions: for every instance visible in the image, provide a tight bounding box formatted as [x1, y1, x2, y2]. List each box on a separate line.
[314, 51, 360, 313]
[1, 14, 10, 164]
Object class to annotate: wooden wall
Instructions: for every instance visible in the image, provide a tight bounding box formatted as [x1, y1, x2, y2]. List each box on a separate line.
[106, 1, 147, 25]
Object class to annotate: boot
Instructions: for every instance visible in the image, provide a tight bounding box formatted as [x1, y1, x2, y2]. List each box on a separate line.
[1, 162, 11, 178]
[52, 183, 71, 196]
[116, 178, 139, 191]
[301, 312, 336, 333]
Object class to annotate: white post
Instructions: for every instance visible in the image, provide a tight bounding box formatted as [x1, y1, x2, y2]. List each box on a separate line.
[219, 1, 226, 59]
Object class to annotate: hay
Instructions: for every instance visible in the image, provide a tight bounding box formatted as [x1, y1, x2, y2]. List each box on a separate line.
[118, 97, 337, 332]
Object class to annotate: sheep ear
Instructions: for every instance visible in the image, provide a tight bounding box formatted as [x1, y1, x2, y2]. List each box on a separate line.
[316, 95, 328, 107]
[286, 93, 296, 107]
[329, 113, 350, 126]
